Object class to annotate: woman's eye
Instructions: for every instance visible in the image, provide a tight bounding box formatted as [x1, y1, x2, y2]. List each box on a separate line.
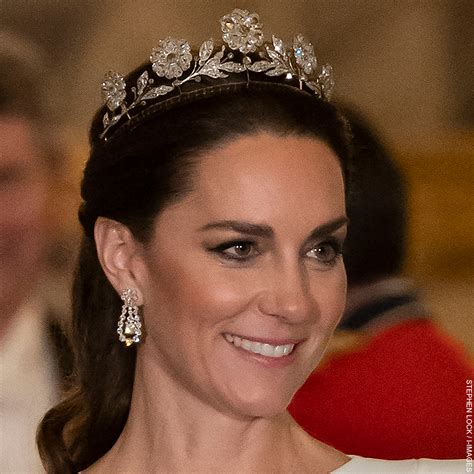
[215, 241, 258, 261]
[306, 241, 342, 265]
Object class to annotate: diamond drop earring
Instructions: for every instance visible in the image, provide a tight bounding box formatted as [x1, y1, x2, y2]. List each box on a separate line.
[117, 288, 142, 346]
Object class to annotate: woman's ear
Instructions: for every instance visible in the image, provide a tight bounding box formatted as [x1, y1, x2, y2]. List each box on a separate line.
[94, 217, 144, 305]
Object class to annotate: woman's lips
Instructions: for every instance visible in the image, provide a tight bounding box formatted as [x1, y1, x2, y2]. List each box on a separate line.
[223, 333, 296, 358]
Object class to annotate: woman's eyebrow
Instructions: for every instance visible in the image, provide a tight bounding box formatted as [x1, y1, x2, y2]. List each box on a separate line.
[199, 220, 274, 238]
[307, 216, 349, 240]
[199, 216, 348, 239]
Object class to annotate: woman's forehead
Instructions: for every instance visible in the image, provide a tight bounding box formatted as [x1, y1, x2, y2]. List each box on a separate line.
[155, 133, 346, 235]
[195, 133, 343, 199]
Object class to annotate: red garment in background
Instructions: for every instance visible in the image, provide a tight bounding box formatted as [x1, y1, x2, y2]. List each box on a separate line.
[289, 319, 473, 459]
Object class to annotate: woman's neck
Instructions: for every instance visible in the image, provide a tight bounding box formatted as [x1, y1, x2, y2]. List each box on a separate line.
[87, 354, 348, 473]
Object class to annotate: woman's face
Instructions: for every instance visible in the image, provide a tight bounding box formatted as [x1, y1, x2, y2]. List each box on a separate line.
[135, 132, 347, 418]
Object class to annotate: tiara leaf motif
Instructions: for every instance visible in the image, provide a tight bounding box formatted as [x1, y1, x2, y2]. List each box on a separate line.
[100, 8, 335, 139]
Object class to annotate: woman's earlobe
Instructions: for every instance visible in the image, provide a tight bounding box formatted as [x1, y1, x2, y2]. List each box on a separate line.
[94, 217, 143, 299]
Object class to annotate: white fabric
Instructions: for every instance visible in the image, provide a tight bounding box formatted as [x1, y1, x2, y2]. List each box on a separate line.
[333, 455, 466, 473]
[0, 298, 58, 473]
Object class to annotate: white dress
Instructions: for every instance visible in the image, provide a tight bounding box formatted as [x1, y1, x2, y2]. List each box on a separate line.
[333, 455, 466, 473]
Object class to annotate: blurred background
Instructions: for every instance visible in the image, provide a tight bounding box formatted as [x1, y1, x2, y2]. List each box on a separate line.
[2, 0, 473, 352]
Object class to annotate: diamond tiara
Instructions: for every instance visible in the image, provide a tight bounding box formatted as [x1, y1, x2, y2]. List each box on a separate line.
[100, 8, 335, 140]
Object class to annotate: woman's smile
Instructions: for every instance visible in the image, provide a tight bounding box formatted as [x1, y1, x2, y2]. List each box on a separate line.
[223, 332, 297, 358]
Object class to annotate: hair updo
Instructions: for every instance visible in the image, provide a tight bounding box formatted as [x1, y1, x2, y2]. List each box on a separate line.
[37, 62, 352, 473]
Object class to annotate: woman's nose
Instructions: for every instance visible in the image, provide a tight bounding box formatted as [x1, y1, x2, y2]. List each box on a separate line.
[256, 263, 317, 324]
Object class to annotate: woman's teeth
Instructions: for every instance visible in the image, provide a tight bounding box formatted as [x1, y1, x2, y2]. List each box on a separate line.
[224, 333, 295, 358]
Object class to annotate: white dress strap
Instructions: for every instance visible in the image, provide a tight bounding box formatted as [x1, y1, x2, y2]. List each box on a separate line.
[332, 455, 466, 473]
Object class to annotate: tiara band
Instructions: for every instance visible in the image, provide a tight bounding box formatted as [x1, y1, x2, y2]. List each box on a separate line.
[100, 8, 335, 140]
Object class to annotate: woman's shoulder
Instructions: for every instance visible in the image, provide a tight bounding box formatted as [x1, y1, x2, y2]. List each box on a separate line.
[332, 455, 466, 473]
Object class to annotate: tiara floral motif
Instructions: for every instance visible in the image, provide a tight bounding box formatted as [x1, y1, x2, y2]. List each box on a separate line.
[100, 8, 335, 140]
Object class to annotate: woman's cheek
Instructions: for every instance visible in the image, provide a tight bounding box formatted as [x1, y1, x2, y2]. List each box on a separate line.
[184, 270, 259, 322]
[309, 266, 347, 326]
[330, 267, 347, 322]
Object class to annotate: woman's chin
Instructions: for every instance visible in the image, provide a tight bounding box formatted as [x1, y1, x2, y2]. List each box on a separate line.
[224, 387, 295, 420]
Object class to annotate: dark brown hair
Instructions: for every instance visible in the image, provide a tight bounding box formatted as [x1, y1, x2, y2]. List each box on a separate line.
[37, 72, 352, 472]
[340, 106, 407, 286]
